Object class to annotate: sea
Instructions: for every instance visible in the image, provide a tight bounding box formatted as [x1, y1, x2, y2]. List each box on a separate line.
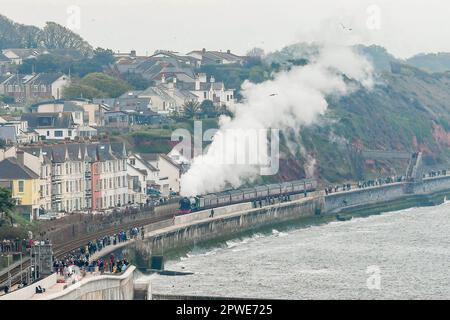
[145, 201, 450, 299]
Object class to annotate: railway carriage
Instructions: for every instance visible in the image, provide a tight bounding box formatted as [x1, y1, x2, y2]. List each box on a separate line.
[280, 182, 294, 194]
[181, 179, 318, 213]
[197, 194, 219, 209]
[267, 183, 282, 196]
[242, 187, 257, 200]
[292, 180, 307, 193]
[229, 189, 244, 203]
[255, 185, 269, 198]
[216, 192, 232, 205]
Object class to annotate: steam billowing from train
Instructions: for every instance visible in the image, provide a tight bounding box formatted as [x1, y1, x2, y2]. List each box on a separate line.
[180, 44, 373, 197]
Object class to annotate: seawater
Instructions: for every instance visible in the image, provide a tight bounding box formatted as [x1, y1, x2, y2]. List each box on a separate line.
[147, 202, 450, 299]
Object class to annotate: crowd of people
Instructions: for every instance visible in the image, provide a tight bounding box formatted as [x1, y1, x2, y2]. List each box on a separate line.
[425, 170, 447, 177]
[252, 194, 295, 208]
[324, 176, 407, 195]
[0, 238, 49, 253]
[53, 226, 144, 278]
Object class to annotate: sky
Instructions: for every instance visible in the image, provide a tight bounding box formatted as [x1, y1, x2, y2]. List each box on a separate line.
[1, 0, 449, 58]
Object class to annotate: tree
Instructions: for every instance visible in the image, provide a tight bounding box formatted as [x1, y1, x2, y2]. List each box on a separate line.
[200, 99, 217, 118]
[123, 72, 153, 90]
[0, 186, 15, 227]
[92, 47, 115, 66]
[246, 47, 265, 58]
[19, 53, 72, 73]
[62, 83, 105, 99]
[183, 100, 201, 119]
[39, 22, 93, 56]
[80, 72, 131, 98]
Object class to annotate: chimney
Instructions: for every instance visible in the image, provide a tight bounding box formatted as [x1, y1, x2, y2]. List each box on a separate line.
[17, 150, 24, 166]
[173, 77, 177, 87]
[161, 74, 166, 83]
[227, 49, 231, 54]
[210, 76, 215, 83]
[202, 48, 206, 53]
[130, 50, 136, 57]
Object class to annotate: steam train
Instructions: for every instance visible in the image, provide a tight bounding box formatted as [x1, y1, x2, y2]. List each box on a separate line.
[179, 179, 318, 214]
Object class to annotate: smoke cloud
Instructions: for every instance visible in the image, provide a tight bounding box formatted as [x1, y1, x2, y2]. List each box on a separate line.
[180, 43, 373, 196]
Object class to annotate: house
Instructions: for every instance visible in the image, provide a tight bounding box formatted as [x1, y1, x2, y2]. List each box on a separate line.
[21, 112, 80, 140]
[0, 157, 41, 220]
[115, 55, 196, 83]
[0, 74, 36, 102]
[139, 86, 178, 113]
[104, 110, 133, 127]
[0, 73, 70, 102]
[151, 50, 201, 68]
[28, 73, 70, 100]
[20, 142, 129, 213]
[0, 115, 38, 144]
[32, 99, 110, 126]
[138, 153, 181, 196]
[174, 74, 235, 109]
[187, 49, 245, 65]
[1, 48, 48, 65]
[127, 153, 160, 203]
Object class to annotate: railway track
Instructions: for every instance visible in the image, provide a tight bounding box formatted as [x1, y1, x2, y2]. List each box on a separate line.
[0, 211, 175, 292]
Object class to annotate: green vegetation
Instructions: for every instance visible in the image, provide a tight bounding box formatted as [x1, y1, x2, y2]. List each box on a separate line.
[63, 72, 132, 99]
[0, 15, 93, 55]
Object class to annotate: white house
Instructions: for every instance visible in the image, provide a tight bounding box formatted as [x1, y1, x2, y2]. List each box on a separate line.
[127, 153, 160, 203]
[139, 153, 181, 196]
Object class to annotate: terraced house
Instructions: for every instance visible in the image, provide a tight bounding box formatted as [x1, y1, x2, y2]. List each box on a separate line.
[0, 72, 70, 102]
[0, 157, 41, 220]
[19, 142, 129, 215]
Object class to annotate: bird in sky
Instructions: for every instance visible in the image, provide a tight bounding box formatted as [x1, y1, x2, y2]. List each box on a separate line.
[269, 93, 278, 97]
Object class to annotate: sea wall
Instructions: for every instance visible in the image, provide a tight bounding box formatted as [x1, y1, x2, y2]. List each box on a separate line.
[324, 182, 406, 213]
[0, 273, 57, 300]
[174, 202, 253, 225]
[134, 175, 450, 258]
[47, 266, 135, 300]
[139, 197, 323, 255]
[417, 176, 450, 194]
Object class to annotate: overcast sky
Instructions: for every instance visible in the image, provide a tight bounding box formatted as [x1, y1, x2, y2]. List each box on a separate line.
[1, 0, 449, 58]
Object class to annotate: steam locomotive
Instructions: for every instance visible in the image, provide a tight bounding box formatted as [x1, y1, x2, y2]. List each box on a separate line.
[179, 179, 317, 214]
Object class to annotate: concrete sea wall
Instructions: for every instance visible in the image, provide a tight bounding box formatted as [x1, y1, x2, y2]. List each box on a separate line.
[135, 175, 450, 259]
[48, 266, 135, 300]
[0, 273, 57, 300]
[135, 197, 323, 257]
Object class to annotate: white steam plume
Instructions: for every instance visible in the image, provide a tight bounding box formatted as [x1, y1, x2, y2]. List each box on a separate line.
[180, 44, 373, 196]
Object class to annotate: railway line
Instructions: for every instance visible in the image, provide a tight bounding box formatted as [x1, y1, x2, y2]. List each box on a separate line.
[0, 210, 176, 294]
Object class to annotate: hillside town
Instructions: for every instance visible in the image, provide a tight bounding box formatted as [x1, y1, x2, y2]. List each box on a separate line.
[0, 47, 246, 221]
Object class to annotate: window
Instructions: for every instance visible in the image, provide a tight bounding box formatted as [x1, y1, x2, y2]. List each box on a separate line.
[68, 130, 72, 137]
[203, 92, 207, 99]
[55, 130, 63, 137]
[18, 180, 24, 193]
